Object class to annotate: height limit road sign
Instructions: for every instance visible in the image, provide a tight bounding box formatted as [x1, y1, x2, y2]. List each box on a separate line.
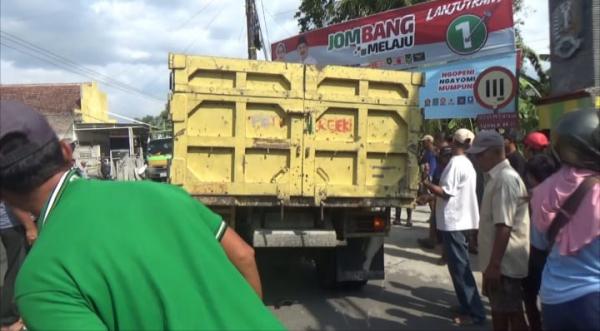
[473, 66, 517, 111]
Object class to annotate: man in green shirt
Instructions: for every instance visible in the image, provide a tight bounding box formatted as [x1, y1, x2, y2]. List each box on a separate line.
[0, 101, 284, 330]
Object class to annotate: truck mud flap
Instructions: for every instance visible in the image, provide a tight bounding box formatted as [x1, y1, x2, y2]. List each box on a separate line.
[336, 237, 384, 282]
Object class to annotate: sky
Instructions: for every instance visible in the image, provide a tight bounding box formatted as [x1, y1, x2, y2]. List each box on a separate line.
[0, 0, 550, 121]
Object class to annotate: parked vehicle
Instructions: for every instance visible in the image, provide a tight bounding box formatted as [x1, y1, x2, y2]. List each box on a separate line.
[146, 137, 173, 181]
[168, 54, 423, 287]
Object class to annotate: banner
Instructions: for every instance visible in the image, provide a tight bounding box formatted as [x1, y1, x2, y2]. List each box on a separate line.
[418, 52, 517, 119]
[271, 0, 515, 69]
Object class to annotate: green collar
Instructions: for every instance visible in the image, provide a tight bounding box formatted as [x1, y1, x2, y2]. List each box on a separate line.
[38, 169, 80, 229]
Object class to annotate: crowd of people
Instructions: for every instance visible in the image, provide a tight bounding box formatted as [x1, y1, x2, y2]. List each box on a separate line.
[0, 99, 598, 331]
[413, 109, 599, 330]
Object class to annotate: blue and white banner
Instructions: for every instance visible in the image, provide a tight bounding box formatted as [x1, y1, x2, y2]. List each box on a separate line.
[418, 52, 517, 119]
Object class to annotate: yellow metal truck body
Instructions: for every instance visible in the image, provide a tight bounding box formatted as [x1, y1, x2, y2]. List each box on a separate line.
[169, 54, 422, 207]
[169, 54, 423, 286]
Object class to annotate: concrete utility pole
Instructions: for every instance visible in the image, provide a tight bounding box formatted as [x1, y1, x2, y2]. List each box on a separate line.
[245, 0, 257, 60]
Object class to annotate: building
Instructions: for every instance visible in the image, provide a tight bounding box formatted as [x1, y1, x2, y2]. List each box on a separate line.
[0, 82, 115, 140]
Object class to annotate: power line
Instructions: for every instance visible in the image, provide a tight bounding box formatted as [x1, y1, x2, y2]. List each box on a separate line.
[0, 32, 163, 102]
[182, 5, 226, 53]
[0, 31, 163, 101]
[259, 0, 271, 60]
[272, 9, 296, 17]
[263, 6, 295, 37]
[0, 41, 163, 103]
[172, 0, 217, 30]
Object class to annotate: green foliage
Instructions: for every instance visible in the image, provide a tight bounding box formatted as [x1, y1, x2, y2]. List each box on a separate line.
[295, 0, 426, 32]
[135, 109, 171, 132]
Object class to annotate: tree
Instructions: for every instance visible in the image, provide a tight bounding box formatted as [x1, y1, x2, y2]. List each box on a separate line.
[135, 109, 171, 132]
[295, 0, 426, 32]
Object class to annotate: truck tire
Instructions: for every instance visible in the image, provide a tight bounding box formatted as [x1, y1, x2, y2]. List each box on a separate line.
[315, 248, 337, 288]
[315, 249, 369, 290]
[339, 280, 368, 290]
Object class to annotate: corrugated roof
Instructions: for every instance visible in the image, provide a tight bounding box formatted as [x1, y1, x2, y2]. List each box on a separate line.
[0, 83, 85, 115]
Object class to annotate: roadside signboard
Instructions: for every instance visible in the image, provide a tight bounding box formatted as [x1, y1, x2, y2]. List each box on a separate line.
[473, 66, 517, 111]
[271, 0, 515, 69]
[477, 112, 519, 129]
[418, 52, 517, 119]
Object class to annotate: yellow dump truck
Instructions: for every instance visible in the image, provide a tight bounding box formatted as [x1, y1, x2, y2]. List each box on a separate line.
[168, 53, 423, 287]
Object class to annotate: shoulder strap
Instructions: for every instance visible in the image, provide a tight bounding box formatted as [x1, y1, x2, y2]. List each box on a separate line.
[547, 175, 600, 245]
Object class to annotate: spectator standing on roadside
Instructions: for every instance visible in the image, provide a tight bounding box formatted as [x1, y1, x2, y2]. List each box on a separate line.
[422, 128, 485, 326]
[503, 129, 527, 180]
[394, 135, 437, 227]
[417, 145, 450, 249]
[530, 109, 600, 331]
[522, 131, 550, 161]
[0, 101, 284, 330]
[521, 153, 559, 331]
[0, 202, 36, 331]
[467, 130, 530, 331]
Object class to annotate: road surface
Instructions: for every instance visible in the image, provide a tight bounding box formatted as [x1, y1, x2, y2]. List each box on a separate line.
[260, 206, 490, 330]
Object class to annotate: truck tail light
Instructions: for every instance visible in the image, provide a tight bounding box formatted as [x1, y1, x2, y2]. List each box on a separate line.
[373, 217, 386, 231]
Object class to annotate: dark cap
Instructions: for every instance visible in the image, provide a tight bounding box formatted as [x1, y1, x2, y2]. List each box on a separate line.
[466, 130, 505, 154]
[439, 146, 452, 157]
[0, 101, 57, 169]
[502, 128, 519, 142]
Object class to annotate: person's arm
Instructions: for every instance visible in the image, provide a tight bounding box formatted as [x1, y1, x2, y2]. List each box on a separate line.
[17, 291, 107, 330]
[483, 224, 511, 291]
[220, 227, 263, 299]
[11, 207, 37, 245]
[484, 177, 521, 291]
[423, 180, 450, 199]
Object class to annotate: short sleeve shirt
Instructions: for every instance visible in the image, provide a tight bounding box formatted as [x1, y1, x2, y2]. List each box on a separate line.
[478, 160, 530, 278]
[15, 172, 284, 330]
[436, 155, 480, 231]
[421, 150, 437, 178]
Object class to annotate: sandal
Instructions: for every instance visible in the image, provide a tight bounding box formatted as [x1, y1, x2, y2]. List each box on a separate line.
[452, 315, 485, 326]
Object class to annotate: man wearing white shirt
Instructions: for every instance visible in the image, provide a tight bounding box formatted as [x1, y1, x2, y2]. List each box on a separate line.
[422, 128, 486, 326]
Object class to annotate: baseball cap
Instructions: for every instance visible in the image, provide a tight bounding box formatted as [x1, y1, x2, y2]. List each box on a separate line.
[0, 101, 57, 169]
[420, 135, 434, 143]
[466, 130, 504, 154]
[523, 131, 549, 150]
[453, 128, 475, 144]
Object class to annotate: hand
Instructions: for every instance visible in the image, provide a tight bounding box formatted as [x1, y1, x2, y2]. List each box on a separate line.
[421, 177, 431, 186]
[26, 227, 38, 246]
[482, 263, 502, 296]
[422, 164, 430, 176]
[416, 194, 432, 205]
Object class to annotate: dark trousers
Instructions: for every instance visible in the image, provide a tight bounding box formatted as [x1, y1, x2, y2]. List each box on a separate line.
[522, 246, 548, 331]
[542, 292, 600, 331]
[0, 226, 27, 326]
[441, 230, 486, 322]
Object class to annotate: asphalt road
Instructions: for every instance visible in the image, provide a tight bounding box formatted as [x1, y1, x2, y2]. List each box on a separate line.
[260, 206, 491, 331]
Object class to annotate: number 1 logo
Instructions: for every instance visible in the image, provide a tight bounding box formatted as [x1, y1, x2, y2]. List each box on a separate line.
[446, 14, 489, 55]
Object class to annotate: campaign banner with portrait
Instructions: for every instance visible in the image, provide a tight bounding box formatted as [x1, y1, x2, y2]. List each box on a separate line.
[418, 52, 517, 119]
[271, 0, 515, 69]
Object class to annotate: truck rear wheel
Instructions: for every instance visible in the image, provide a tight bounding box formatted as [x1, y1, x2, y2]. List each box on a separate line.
[315, 249, 337, 288]
[339, 280, 368, 290]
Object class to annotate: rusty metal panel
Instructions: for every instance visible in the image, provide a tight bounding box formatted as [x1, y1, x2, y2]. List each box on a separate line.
[169, 54, 422, 206]
[169, 53, 305, 99]
[304, 65, 422, 106]
[170, 93, 305, 199]
[303, 100, 421, 204]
